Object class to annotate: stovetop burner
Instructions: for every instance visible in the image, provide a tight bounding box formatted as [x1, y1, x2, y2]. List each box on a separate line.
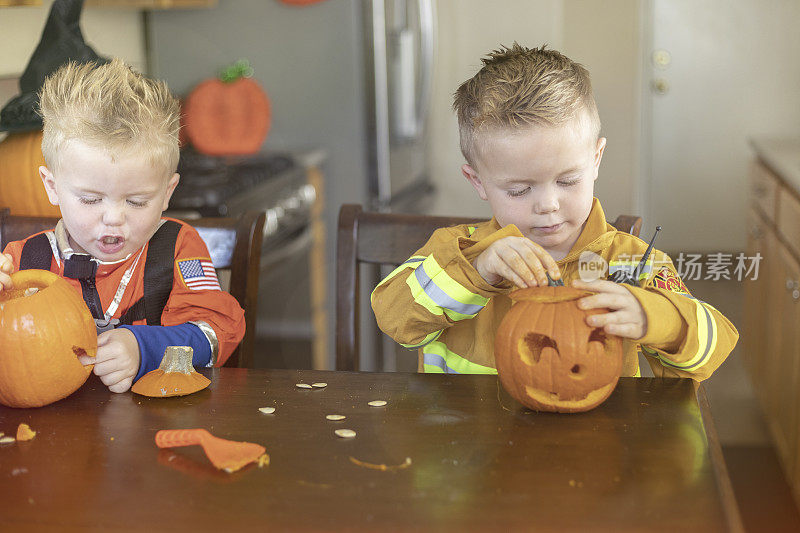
[171, 147, 295, 216]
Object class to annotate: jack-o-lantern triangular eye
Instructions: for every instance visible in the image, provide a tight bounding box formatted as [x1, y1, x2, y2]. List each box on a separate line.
[517, 333, 559, 366]
[588, 328, 607, 346]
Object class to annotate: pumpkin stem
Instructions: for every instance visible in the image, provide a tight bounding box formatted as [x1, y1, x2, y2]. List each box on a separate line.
[159, 346, 195, 374]
[219, 59, 255, 83]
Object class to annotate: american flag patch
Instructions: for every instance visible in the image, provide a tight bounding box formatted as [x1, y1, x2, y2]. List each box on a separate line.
[177, 258, 221, 291]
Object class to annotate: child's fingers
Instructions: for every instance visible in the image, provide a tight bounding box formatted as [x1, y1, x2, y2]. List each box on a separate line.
[521, 239, 561, 280]
[603, 322, 644, 339]
[507, 244, 547, 287]
[578, 291, 630, 312]
[494, 254, 531, 288]
[97, 330, 113, 346]
[99, 369, 133, 391]
[0, 254, 13, 273]
[0, 272, 12, 291]
[108, 377, 133, 394]
[92, 350, 126, 375]
[78, 355, 96, 367]
[497, 247, 541, 287]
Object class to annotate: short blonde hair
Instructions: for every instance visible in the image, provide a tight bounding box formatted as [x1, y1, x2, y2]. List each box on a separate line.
[39, 58, 180, 175]
[453, 43, 600, 166]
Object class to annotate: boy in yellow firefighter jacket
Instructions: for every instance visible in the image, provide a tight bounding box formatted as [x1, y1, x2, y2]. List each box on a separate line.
[371, 44, 738, 379]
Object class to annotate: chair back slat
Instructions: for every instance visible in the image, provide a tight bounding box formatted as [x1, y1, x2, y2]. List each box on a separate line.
[355, 210, 481, 265]
[335, 203, 641, 371]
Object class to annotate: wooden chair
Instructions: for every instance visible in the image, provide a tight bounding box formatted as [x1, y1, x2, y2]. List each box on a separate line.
[0, 208, 265, 368]
[336, 203, 642, 371]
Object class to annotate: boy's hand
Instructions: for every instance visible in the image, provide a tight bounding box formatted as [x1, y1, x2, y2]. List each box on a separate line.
[572, 279, 647, 339]
[0, 252, 14, 292]
[77, 328, 141, 393]
[473, 236, 561, 288]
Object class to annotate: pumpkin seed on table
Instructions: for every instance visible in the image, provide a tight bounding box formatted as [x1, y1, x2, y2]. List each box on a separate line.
[335, 429, 356, 439]
[295, 383, 313, 389]
[368, 400, 387, 407]
[311, 382, 327, 388]
[326, 414, 346, 421]
[258, 407, 276, 414]
[0, 436, 15, 444]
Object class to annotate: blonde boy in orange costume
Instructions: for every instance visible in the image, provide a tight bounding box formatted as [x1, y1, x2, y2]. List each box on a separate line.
[0, 60, 244, 392]
[371, 44, 738, 378]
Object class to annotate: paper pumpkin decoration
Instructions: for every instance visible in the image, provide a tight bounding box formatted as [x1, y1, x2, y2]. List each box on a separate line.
[182, 60, 271, 156]
[494, 286, 623, 413]
[131, 346, 211, 397]
[0, 130, 60, 217]
[0, 269, 96, 408]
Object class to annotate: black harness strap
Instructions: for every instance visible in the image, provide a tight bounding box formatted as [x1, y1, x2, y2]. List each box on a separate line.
[19, 233, 53, 271]
[63, 254, 104, 320]
[135, 220, 181, 325]
[19, 221, 182, 326]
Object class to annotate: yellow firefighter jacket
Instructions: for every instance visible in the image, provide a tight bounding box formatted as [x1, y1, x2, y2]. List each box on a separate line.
[371, 198, 738, 380]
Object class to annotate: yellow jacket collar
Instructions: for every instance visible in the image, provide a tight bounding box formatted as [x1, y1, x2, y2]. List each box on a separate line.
[560, 198, 616, 264]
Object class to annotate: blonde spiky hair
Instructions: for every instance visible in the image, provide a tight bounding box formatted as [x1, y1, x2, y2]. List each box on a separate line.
[39, 58, 180, 175]
[453, 43, 600, 166]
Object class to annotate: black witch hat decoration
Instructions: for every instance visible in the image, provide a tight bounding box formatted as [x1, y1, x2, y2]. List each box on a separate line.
[0, 0, 108, 132]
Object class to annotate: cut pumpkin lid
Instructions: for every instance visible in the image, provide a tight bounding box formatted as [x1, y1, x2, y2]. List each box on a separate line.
[131, 346, 211, 397]
[509, 286, 592, 303]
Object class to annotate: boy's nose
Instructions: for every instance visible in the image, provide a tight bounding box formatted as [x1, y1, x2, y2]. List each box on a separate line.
[534, 193, 559, 214]
[102, 206, 126, 226]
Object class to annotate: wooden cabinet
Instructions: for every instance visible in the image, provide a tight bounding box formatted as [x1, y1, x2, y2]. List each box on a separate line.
[745, 159, 800, 505]
[743, 209, 771, 399]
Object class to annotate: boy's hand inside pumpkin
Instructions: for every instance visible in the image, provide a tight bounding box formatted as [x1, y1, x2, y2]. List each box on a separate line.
[0, 252, 13, 291]
[473, 236, 561, 288]
[572, 278, 647, 339]
[77, 328, 141, 393]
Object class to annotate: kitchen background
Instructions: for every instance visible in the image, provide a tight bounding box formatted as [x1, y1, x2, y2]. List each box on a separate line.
[2, 0, 800, 526]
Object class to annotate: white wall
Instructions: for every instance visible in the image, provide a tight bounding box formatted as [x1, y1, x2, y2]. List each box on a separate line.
[427, 0, 564, 217]
[427, 0, 641, 222]
[562, 0, 641, 226]
[0, 1, 146, 77]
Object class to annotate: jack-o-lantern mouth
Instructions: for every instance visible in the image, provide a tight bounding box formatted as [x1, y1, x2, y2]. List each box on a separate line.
[525, 381, 616, 409]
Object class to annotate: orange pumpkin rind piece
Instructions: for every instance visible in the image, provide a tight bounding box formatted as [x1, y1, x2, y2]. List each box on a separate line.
[16, 423, 36, 441]
[155, 428, 266, 473]
[131, 346, 211, 397]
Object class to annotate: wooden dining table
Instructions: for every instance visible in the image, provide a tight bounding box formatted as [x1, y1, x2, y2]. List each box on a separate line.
[0, 369, 741, 532]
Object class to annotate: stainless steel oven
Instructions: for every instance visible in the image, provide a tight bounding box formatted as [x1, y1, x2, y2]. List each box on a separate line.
[168, 148, 319, 368]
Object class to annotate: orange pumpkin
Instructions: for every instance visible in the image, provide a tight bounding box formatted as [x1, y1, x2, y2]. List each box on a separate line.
[131, 346, 210, 397]
[0, 269, 96, 408]
[182, 60, 271, 156]
[0, 130, 60, 217]
[494, 286, 623, 413]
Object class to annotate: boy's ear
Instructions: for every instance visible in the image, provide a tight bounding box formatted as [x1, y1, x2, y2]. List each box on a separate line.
[161, 173, 180, 211]
[462, 164, 488, 201]
[593, 137, 607, 175]
[39, 166, 60, 206]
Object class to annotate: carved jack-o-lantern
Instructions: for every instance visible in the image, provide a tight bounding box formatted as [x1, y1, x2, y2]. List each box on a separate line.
[495, 286, 623, 413]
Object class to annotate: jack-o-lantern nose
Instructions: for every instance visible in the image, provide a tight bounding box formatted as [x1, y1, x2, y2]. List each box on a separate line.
[517, 333, 559, 366]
